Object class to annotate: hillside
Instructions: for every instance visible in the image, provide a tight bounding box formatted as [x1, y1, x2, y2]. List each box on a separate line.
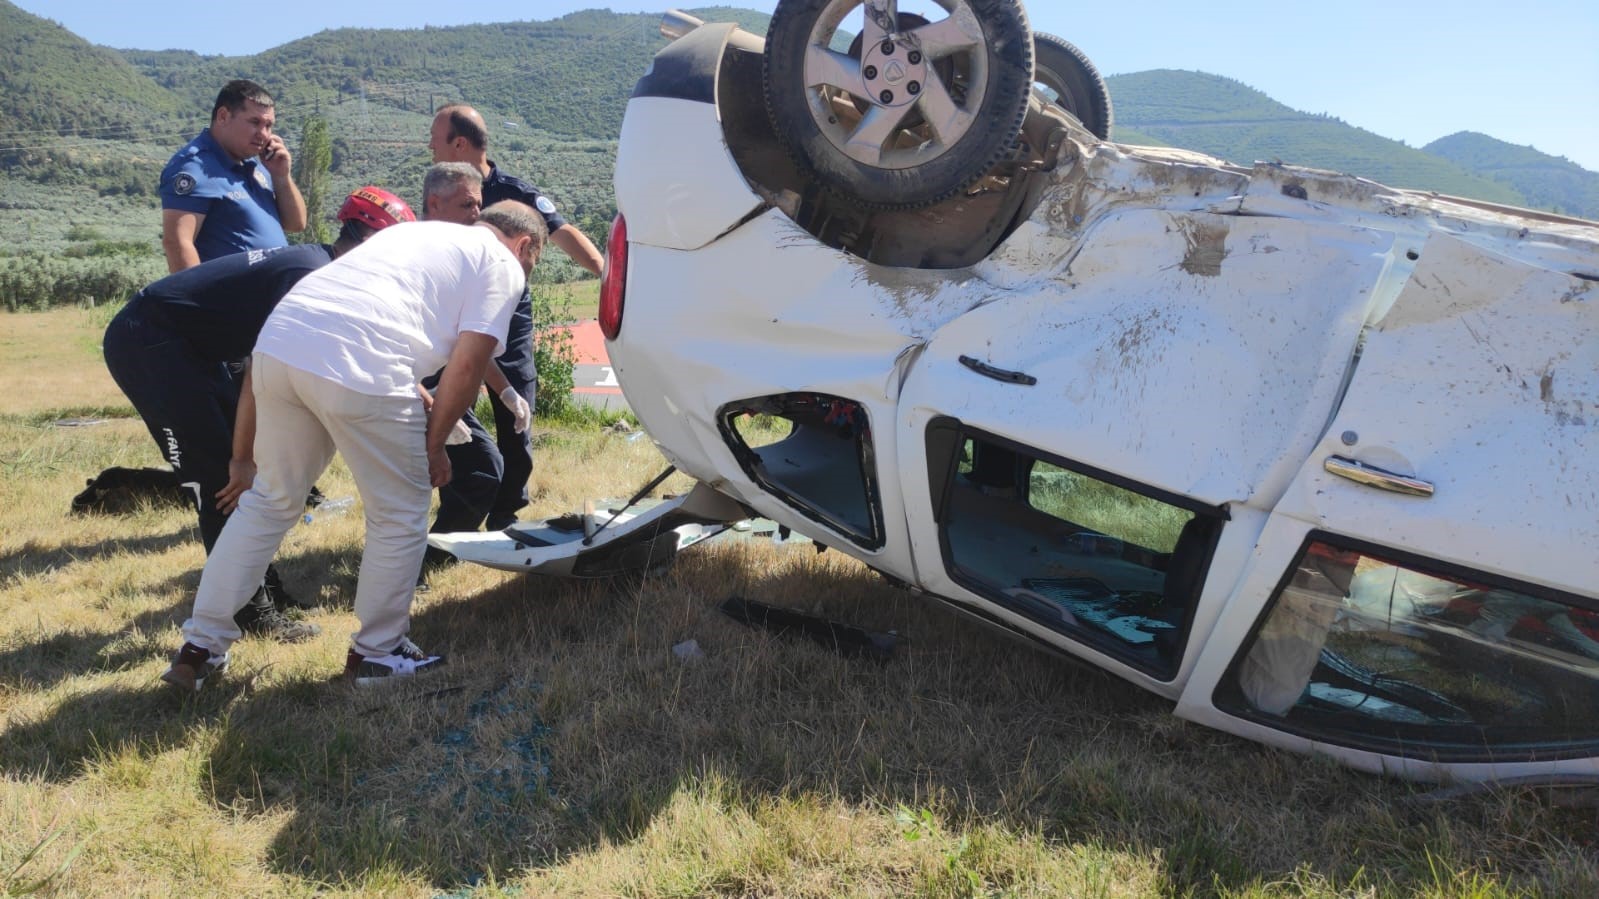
[1106, 70, 1526, 206]
[6, 4, 1597, 266]
[0, 0, 189, 140]
[110, 7, 770, 143]
[1424, 131, 1599, 220]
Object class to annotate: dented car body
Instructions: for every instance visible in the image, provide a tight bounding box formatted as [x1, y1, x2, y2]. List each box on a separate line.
[435, 5, 1599, 782]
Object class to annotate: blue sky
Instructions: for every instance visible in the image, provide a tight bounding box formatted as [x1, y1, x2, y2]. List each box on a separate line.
[16, 0, 1599, 170]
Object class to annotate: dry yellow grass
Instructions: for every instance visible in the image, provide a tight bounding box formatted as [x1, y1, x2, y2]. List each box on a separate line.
[2, 307, 1596, 897]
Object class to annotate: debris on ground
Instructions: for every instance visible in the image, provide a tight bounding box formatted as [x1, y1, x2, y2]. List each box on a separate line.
[362, 680, 555, 823]
[70, 466, 193, 514]
[718, 596, 899, 662]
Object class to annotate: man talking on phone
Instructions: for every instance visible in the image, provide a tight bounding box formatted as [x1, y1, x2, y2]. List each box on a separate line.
[160, 79, 307, 272]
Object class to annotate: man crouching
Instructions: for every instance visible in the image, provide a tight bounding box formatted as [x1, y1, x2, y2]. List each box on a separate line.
[162, 201, 547, 691]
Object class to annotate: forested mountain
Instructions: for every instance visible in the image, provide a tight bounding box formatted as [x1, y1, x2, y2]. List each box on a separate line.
[0, 1, 189, 139]
[1105, 70, 1526, 206]
[2, 0, 1594, 268]
[110, 7, 773, 142]
[1423, 132, 1599, 220]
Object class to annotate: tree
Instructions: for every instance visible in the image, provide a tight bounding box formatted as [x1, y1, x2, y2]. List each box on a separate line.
[293, 115, 334, 244]
[530, 281, 576, 417]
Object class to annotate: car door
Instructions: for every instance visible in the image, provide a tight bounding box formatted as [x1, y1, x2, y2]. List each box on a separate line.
[894, 203, 1396, 697]
[1177, 232, 1599, 781]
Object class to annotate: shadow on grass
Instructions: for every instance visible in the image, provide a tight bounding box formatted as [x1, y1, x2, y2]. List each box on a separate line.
[0, 678, 249, 782]
[4, 543, 1587, 895]
[250, 548, 1581, 895]
[0, 527, 195, 582]
[0, 544, 361, 696]
[0, 596, 188, 694]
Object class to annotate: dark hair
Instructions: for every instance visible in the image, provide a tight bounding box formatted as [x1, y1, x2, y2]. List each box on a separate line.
[479, 200, 548, 260]
[332, 218, 375, 255]
[439, 105, 487, 151]
[211, 79, 275, 121]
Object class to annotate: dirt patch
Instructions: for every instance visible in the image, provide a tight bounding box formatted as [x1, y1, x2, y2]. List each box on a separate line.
[1178, 220, 1230, 278]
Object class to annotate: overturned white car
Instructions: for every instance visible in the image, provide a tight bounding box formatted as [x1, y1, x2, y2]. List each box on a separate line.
[435, 0, 1599, 783]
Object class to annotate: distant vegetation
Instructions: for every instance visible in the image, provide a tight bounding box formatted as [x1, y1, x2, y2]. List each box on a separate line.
[1424, 131, 1599, 220]
[0, 251, 164, 311]
[0, 1, 1592, 312]
[1105, 70, 1526, 205]
[0, 0, 188, 141]
[111, 7, 771, 142]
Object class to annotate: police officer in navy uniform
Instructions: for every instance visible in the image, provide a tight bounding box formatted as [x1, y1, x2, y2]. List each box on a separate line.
[160, 79, 307, 272]
[106, 187, 415, 639]
[416, 163, 510, 550]
[427, 105, 603, 541]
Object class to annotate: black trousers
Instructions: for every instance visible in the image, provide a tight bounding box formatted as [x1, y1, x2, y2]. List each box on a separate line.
[433, 409, 504, 534]
[103, 298, 237, 552]
[104, 298, 279, 619]
[484, 367, 535, 529]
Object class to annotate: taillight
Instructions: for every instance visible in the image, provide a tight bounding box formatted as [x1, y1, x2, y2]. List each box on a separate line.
[599, 214, 628, 340]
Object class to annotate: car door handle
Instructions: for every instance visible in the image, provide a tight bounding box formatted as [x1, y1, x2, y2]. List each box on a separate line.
[1324, 455, 1434, 498]
[958, 355, 1037, 386]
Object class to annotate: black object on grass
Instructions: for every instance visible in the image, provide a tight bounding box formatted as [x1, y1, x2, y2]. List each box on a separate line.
[719, 596, 899, 662]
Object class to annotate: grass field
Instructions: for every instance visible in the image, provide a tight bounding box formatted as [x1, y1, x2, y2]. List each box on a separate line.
[546, 280, 599, 324]
[1, 307, 1596, 897]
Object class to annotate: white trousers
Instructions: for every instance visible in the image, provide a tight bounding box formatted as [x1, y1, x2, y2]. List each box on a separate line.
[182, 353, 432, 658]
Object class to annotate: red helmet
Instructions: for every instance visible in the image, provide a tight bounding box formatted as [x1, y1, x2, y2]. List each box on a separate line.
[337, 185, 416, 231]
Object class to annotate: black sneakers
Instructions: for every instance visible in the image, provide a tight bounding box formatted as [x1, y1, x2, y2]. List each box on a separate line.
[343, 638, 445, 686]
[161, 643, 228, 693]
[234, 596, 322, 643]
[263, 564, 311, 611]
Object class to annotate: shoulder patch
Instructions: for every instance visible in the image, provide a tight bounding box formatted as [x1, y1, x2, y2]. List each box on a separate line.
[173, 173, 197, 196]
[535, 196, 557, 215]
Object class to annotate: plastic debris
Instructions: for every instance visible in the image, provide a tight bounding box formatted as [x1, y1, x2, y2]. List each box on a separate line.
[719, 597, 899, 662]
[303, 496, 355, 524]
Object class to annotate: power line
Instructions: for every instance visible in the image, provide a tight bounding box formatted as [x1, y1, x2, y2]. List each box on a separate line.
[0, 117, 204, 142]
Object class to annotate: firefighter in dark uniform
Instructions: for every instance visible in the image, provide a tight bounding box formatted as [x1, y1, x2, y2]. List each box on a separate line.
[104, 187, 415, 639]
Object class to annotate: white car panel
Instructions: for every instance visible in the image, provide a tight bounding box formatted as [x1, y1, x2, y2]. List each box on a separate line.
[900, 208, 1393, 508]
[1276, 234, 1599, 594]
[615, 96, 763, 251]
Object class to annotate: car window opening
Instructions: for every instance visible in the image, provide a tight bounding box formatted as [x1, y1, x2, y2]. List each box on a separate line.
[931, 425, 1222, 680]
[718, 393, 885, 550]
[1217, 537, 1599, 761]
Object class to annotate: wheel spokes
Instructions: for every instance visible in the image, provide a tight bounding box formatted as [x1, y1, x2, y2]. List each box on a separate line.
[859, 0, 899, 49]
[844, 103, 915, 164]
[805, 44, 863, 91]
[903, 9, 982, 60]
[913, 71, 971, 145]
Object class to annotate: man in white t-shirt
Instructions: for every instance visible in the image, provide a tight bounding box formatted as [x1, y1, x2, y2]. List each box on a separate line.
[162, 201, 548, 691]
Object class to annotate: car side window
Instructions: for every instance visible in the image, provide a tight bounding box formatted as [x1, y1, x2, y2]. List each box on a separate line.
[932, 423, 1222, 679]
[719, 393, 883, 549]
[1216, 537, 1599, 761]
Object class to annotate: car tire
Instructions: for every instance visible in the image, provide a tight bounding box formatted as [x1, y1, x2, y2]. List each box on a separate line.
[1031, 32, 1113, 139]
[763, 0, 1034, 210]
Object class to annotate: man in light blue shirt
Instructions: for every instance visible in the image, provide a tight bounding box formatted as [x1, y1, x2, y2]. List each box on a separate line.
[160, 79, 307, 271]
